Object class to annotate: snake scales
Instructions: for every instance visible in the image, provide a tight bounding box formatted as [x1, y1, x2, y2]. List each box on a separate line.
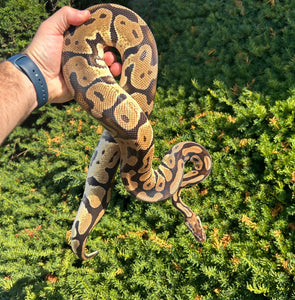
[62, 3, 212, 260]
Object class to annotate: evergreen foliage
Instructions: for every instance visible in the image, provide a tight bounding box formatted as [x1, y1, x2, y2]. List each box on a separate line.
[148, 0, 295, 100]
[1, 0, 295, 299]
[0, 0, 48, 59]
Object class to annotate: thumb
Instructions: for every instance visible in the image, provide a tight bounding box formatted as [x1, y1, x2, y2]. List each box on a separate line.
[45, 6, 91, 35]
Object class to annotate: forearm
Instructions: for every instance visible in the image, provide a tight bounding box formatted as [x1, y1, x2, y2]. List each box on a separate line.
[0, 61, 37, 144]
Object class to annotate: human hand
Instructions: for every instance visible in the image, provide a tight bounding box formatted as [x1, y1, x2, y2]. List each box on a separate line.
[25, 7, 122, 104]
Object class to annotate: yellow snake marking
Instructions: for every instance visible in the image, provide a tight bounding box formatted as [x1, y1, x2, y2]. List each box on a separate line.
[71, 239, 80, 255]
[113, 98, 142, 131]
[173, 199, 193, 218]
[204, 155, 212, 171]
[88, 190, 106, 207]
[120, 170, 138, 191]
[136, 122, 154, 150]
[128, 92, 152, 118]
[168, 159, 186, 195]
[62, 4, 212, 260]
[158, 164, 173, 182]
[137, 146, 155, 173]
[136, 191, 163, 202]
[113, 14, 144, 51]
[75, 202, 92, 235]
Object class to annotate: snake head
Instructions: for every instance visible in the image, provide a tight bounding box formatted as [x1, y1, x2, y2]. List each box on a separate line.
[185, 213, 206, 242]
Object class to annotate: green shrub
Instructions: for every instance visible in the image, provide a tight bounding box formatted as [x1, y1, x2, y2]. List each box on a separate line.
[1, 0, 295, 299]
[0, 0, 48, 59]
[138, 0, 295, 100]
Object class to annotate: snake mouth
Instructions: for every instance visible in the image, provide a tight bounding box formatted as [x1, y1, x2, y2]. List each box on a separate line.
[185, 217, 206, 243]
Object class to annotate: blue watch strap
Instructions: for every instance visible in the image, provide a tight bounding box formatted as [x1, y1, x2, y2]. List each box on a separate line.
[7, 54, 48, 108]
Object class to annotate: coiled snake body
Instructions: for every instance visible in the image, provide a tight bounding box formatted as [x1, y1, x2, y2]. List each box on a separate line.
[62, 4, 212, 260]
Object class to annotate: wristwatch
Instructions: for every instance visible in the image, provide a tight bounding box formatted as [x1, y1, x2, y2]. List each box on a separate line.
[7, 54, 48, 108]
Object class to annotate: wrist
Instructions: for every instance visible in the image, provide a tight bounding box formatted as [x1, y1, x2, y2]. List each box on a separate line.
[3, 61, 37, 110]
[7, 54, 48, 108]
[0, 61, 38, 143]
[24, 49, 72, 104]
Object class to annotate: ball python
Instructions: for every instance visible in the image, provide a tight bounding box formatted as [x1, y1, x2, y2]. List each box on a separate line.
[62, 3, 212, 260]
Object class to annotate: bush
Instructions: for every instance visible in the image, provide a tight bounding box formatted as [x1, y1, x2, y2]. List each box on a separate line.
[142, 0, 295, 100]
[0, 0, 48, 59]
[1, 0, 295, 299]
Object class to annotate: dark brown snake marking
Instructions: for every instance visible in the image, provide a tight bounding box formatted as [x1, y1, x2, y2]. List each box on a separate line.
[62, 4, 212, 260]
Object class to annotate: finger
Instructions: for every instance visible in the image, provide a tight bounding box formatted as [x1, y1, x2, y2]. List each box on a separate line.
[104, 51, 117, 67]
[65, 7, 91, 27]
[44, 6, 90, 35]
[110, 62, 122, 77]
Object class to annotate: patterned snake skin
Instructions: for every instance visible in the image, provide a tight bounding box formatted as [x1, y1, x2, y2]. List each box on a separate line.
[62, 4, 212, 260]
